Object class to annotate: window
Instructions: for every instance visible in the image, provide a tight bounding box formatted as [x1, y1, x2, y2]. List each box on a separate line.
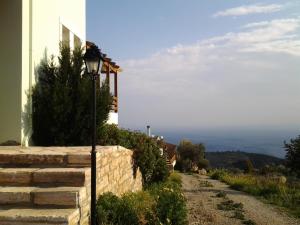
[74, 35, 82, 48]
[62, 25, 70, 47]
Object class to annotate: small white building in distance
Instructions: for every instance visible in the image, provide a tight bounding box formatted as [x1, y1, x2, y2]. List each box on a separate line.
[0, 0, 120, 146]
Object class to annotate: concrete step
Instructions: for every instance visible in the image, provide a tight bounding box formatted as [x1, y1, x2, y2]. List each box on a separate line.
[0, 168, 91, 187]
[0, 147, 91, 168]
[0, 186, 87, 208]
[0, 208, 80, 225]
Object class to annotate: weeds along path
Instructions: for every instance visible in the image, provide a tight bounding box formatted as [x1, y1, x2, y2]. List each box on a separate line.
[181, 173, 300, 225]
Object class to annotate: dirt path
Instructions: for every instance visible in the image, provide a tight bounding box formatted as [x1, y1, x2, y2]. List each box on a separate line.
[181, 173, 300, 225]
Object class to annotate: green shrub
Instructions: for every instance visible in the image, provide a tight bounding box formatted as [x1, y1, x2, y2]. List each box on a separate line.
[198, 158, 210, 169]
[148, 181, 187, 225]
[198, 180, 213, 187]
[244, 159, 254, 174]
[216, 191, 227, 198]
[160, 176, 188, 225]
[156, 187, 187, 225]
[217, 199, 243, 211]
[209, 169, 228, 180]
[98, 124, 169, 187]
[176, 140, 208, 172]
[167, 172, 182, 187]
[284, 135, 300, 177]
[96, 175, 188, 225]
[233, 210, 245, 220]
[122, 192, 159, 225]
[259, 164, 288, 176]
[175, 159, 192, 172]
[96, 193, 137, 225]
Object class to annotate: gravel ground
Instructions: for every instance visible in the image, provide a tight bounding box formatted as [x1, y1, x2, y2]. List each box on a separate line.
[181, 173, 300, 225]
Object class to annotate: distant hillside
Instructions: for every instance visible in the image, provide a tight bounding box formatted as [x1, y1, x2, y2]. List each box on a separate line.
[206, 151, 284, 170]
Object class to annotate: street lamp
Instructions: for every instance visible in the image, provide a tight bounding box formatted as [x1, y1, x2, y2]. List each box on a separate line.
[83, 43, 103, 225]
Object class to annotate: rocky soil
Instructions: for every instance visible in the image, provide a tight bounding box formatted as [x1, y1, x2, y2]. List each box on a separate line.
[181, 173, 300, 225]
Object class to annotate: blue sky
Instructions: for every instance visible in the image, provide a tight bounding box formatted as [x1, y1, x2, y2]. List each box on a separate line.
[87, 1, 300, 132]
[87, 0, 299, 59]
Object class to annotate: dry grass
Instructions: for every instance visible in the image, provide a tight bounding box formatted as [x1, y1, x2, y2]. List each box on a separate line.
[209, 169, 300, 218]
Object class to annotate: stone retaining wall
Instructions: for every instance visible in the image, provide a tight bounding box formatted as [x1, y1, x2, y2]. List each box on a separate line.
[74, 146, 143, 225]
[96, 146, 142, 196]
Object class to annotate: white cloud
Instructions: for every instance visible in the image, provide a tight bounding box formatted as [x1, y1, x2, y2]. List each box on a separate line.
[206, 18, 300, 54]
[243, 18, 300, 29]
[118, 17, 300, 130]
[213, 4, 283, 18]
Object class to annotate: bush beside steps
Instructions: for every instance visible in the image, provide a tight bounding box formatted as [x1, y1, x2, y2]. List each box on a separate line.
[96, 172, 188, 225]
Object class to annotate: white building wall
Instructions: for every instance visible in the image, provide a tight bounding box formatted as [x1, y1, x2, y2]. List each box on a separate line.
[172, 160, 176, 168]
[0, 0, 23, 144]
[21, 0, 86, 145]
[21, 0, 32, 145]
[0, 0, 86, 145]
[107, 112, 119, 125]
[30, 0, 86, 64]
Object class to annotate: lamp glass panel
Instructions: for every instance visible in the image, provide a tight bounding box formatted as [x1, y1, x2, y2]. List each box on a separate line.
[99, 60, 103, 73]
[86, 60, 99, 73]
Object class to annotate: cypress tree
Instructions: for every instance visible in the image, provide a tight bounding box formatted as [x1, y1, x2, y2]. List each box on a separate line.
[284, 136, 300, 177]
[32, 45, 112, 146]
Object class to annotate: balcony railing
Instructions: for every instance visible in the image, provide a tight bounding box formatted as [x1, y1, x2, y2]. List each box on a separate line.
[112, 96, 118, 113]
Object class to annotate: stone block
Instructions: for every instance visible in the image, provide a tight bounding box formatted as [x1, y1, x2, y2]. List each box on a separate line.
[0, 208, 79, 224]
[0, 168, 38, 186]
[79, 201, 90, 218]
[33, 187, 82, 207]
[67, 154, 90, 165]
[0, 153, 66, 166]
[33, 168, 89, 187]
[0, 187, 33, 204]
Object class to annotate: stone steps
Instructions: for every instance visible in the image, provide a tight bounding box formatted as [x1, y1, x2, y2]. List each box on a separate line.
[0, 145, 142, 225]
[0, 186, 87, 208]
[0, 168, 91, 187]
[0, 208, 80, 225]
[0, 166, 91, 224]
[0, 151, 92, 225]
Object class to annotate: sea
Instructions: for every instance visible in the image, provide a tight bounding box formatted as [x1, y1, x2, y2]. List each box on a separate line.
[158, 128, 300, 159]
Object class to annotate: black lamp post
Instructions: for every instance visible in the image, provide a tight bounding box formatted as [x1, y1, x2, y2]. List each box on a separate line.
[83, 44, 103, 225]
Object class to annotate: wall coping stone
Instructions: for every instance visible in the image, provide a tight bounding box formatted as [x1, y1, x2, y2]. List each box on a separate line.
[0, 145, 131, 155]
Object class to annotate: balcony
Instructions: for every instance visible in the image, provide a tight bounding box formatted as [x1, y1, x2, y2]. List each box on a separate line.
[112, 96, 118, 113]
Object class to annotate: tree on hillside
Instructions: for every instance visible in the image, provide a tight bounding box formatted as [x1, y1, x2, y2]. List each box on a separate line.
[176, 139, 209, 172]
[31, 45, 112, 146]
[284, 135, 300, 177]
[244, 159, 254, 173]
